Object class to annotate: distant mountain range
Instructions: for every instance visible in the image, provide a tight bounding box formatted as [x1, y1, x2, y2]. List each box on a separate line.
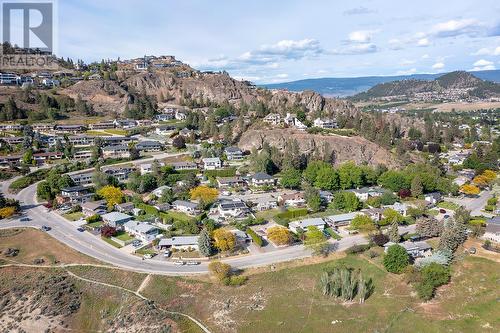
[262, 70, 500, 97]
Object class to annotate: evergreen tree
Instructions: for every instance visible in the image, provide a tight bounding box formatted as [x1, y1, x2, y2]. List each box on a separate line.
[411, 175, 423, 198]
[389, 220, 400, 243]
[198, 228, 214, 257]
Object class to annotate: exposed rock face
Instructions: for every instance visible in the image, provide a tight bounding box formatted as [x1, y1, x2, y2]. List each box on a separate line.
[238, 128, 398, 167]
[62, 80, 129, 114]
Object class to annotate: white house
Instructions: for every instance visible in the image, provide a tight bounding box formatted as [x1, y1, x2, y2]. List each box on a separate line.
[155, 125, 176, 135]
[288, 218, 325, 233]
[424, 192, 442, 206]
[202, 157, 222, 170]
[263, 113, 281, 126]
[383, 202, 408, 216]
[158, 236, 199, 251]
[172, 200, 200, 215]
[384, 241, 432, 258]
[313, 118, 337, 129]
[123, 221, 159, 243]
[217, 200, 249, 219]
[101, 212, 134, 228]
[224, 147, 243, 160]
[102, 145, 130, 159]
[140, 162, 165, 175]
[350, 187, 384, 201]
[278, 192, 306, 207]
[249, 172, 275, 187]
[325, 212, 364, 227]
[483, 216, 500, 243]
[151, 185, 171, 197]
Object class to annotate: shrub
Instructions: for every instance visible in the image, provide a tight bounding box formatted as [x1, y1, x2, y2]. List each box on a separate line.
[208, 261, 232, 281]
[345, 244, 371, 254]
[371, 233, 389, 246]
[100, 226, 117, 238]
[267, 226, 292, 246]
[246, 228, 263, 247]
[86, 214, 101, 224]
[415, 263, 450, 300]
[484, 205, 495, 212]
[223, 275, 248, 286]
[383, 244, 409, 274]
[0, 206, 16, 219]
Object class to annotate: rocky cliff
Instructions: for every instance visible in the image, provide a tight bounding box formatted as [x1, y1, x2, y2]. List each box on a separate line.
[238, 128, 398, 168]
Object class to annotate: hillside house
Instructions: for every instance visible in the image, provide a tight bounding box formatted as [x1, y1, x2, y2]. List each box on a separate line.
[57, 186, 93, 205]
[384, 241, 432, 258]
[158, 236, 199, 251]
[217, 200, 249, 218]
[202, 157, 222, 170]
[249, 172, 276, 187]
[123, 221, 159, 243]
[101, 212, 134, 228]
[136, 140, 163, 152]
[263, 113, 281, 126]
[325, 212, 364, 227]
[224, 147, 243, 160]
[313, 118, 338, 129]
[81, 200, 107, 217]
[483, 216, 500, 243]
[172, 200, 200, 215]
[102, 145, 130, 159]
[289, 218, 325, 233]
[278, 192, 306, 207]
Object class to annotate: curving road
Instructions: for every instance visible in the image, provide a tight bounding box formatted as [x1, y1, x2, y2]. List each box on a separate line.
[1, 177, 415, 275]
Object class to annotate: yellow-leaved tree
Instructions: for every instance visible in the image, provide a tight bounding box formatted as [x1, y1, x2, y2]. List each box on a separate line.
[97, 186, 124, 209]
[267, 226, 292, 246]
[460, 184, 480, 196]
[213, 228, 236, 252]
[190, 186, 218, 206]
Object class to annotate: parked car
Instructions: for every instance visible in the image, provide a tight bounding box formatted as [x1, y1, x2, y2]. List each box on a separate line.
[468, 247, 476, 254]
[41, 225, 51, 231]
[163, 251, 171, 257]
[173, 260, 186, 265]
[77, 227, 85, 232]
[20, 217, 30, 222]
[142, 253, 156, 259]
[439, 209, 446, 214]
[443, 214, 450, 219]
[132, 241, 143, 248]
[186, 261, 201, 266]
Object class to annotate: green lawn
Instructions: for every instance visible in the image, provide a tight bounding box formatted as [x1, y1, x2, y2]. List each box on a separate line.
[63, 212, 85, 221]
[114, 231, 135, 242]
[325, 227, 342, 240]
[101, 236, 122, 248]
[437, 201, 461, 211]
[86, 221, 103, 229]
[164, 210, 196, 223]
[86, 130, 112, 136]
[103, 129, 128, 135]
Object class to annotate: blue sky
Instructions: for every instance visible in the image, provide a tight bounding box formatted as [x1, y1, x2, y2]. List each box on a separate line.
[57, 0, 500, 83]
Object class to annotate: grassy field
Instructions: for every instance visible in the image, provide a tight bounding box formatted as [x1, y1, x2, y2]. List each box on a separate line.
[85, 130, 112, 136]
[62, 211, 85, 221]
[437, 201, 461, 211]
[0, 228, 97, 265]
[114, 231, 136, 242]
[1, 226, 499, 333]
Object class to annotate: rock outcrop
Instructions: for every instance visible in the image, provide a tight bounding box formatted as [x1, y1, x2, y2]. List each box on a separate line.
[238, 128, 398, 168]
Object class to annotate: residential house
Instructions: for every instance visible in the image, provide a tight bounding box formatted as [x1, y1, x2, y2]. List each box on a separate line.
[140, 162, 165, 175]
[81, 200, 107, 217]
[217, 176, 246, 188]
[102, 145, 130, 159]
[175, 110, 187, 120]
[424, 192, 442, 206]
[123, 221, 159, 243]
[202, 157, 222, 170]
[89, 122, 115, 130]
[252, 196, 278, 211]
[362, 208, 384, 222]
[114, 119, 137, 129]
[172, 200, 200, 215]
[313, 118, 337, 129]
[224, 146, 243, 160]
[136, 140, 163, 152]
[2, 137, 24, 146]
[158, 236, 199, 251]
[115, 202, 135, 214]
[384, 241, 432, 258]
[103, 166, 135, 182]
[325, 212, 364, 227]
[155, 124, 176, 135]
[249, 172, 275, 187]
[217, 200, 249, 219]
[289, 218, 325, 233]
[33, 151, 63, 164]
[152, 185, 171, 197]
[350, 187, 384, 201]
[69, 171, 93, 186]
[54, 124, 86, 134]
[263, 113, 281, 126]
[102, 136, 134, 146]
[0, 155, 22, 167]
[101, 212, 134, 228]
[73, 150, 93, 160]
[278, 192, 306, 207]
[319, 190, 334, 203]
[57, 186, 93, 205]
[169, 161, 197, 171]
[383, 202, 408, 216]
[483, 216, 500, 243]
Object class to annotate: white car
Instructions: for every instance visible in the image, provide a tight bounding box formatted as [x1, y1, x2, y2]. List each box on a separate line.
[173, 260, 185, 265]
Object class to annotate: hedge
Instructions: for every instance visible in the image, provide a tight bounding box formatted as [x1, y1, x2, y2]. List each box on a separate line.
[345, 244, 371, 254]
[246, 228, 263, 247]
[276, 208, 308, 220]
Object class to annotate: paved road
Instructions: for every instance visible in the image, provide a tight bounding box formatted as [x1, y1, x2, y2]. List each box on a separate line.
[1, 175, 415, 275]
[444, 190, 493, 217]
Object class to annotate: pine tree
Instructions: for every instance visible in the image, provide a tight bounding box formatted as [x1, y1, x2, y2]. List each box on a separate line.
[198, 228, 213, 257]
[411, 176, 423, 198]
[389, 220, 400, 243]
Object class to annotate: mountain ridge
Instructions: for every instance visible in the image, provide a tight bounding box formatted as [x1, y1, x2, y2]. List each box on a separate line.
[261, 70, 500, 97]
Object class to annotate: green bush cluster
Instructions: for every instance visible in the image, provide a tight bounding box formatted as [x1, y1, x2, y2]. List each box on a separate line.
[345, 244, 371, 254]
[246, 228, 263, 247]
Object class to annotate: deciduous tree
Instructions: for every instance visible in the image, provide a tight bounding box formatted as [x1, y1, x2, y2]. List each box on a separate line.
[213, 228, 236, 252]
[97, 185, 124, 209]
[267, 226, 292, 245]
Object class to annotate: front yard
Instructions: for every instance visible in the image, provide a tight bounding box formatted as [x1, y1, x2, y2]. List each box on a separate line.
[63, 212, 85, 221]
[114, 231, 136, 242]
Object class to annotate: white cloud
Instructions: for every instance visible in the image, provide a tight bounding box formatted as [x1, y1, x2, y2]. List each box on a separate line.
[388, 38, 404, 50]
[431, 19, 481, 37]
[343, 6, 376, 15]
[417, 38, 430, 47]
[472, 46, 500, 56]
[396, 68, 417, 75]
[422, 54, 430, 59]
[331, 43, 378, 55]
[432, 62, 445, 70]
[275, 73, 288, 79]
[400, 59, 415, 66]
[348, 30, 376, 43]
[471, 59, 496, 71]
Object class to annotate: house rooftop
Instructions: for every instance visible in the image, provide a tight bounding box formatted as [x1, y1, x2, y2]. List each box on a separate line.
[61, 185, 88, 192]
[173, 200, 198, 209]
[101, 211, 133, 222]
[325, 212, 363, 223]
[159, 236, 199, 247]
[290, 218, 325, 229]
[251, 172, 273, 180]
